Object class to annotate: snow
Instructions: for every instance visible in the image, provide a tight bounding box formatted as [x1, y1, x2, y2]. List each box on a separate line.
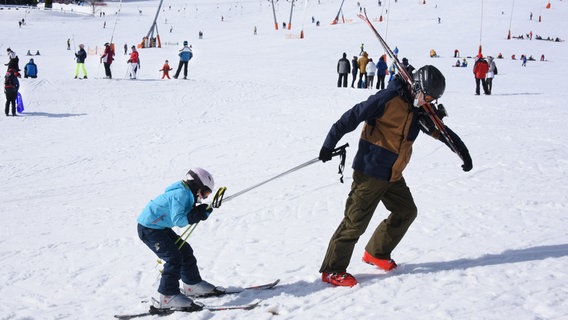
[1, 0, 567, 319]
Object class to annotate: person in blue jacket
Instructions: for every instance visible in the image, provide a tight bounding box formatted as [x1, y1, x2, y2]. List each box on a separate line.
[137, 167, 225, 309]
[375, 56, 388, 90]
[24, 58, 37, 78]
[173, 41, 193, 79]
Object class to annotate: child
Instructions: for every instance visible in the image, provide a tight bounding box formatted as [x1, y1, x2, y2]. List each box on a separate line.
[160, 60, 173, 79]
[137, 168, 225, 309]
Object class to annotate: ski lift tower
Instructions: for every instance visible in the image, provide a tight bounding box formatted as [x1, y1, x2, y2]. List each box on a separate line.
[141, 0, 164, 48]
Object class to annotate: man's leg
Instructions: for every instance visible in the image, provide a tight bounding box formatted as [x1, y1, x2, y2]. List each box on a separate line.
[365, 178, 417, 260]
[320, 171, 389, 273]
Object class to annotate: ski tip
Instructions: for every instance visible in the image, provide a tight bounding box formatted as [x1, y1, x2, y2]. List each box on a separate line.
[245, 300, 262, 310]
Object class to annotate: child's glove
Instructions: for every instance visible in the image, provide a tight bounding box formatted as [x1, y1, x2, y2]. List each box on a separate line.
[187, 204, 213, 224]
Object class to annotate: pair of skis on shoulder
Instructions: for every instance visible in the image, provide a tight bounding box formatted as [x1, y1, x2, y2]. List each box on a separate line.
[114, 279, 279, 319]
[357, 9, 463, 159]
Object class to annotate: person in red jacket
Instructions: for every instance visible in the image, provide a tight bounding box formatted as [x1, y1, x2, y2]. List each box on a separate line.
[160, 60, 173, 79]
[100, 43, 115, 79]
[127, 46, 140, 79]
[473, 54, 490, 95]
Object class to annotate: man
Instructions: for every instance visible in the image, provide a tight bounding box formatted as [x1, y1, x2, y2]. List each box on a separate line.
[137, 168, 225, 309]
[174, 41, 193, 79]
[473, 54, 489, 95]
[318, 65, 472, 287]
[336, 52, 350, 88]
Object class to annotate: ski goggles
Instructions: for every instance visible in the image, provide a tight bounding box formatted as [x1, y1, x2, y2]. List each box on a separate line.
[424, 94, 436, 103]
[412, 82, 437, 103]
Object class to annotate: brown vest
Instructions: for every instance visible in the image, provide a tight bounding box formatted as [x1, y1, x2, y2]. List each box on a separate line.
[360, 96, 415, 181]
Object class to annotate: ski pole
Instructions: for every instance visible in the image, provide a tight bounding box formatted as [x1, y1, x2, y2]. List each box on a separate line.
[174, 144, 348, 248]
[223, 143, 349, 203]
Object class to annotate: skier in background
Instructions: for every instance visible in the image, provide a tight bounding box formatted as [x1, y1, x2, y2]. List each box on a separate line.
[74, 44, 88, 79]
[318, 65, 472, 287]
[24, 58, 38, 78]
[486, 56, 497, 95]
[160, 60, 173, 79]
[337, 52, 350, 88]
[365, 58, 376, 89]
[6, 48, 20, 75]
[350, 56, 359, 88]
[375, 56, 388, 90]
[401, 57, 415, 74]
[100, 43, 115, 79]
[174, 41, 192, 79]
[137, 168, 226, 309]
[4, 68, 20, 116]
[127, 45, 140, 79]
[357, 51, 369, 88]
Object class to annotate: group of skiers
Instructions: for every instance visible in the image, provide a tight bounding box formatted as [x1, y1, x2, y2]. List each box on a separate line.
[72, 41, 192, 80]
[337, 51, 389, 90]
[337, 52, 415, 91]
[339, 51, 500, 96]
[97, 42, 140, 80]
[3, 39, 194, 120]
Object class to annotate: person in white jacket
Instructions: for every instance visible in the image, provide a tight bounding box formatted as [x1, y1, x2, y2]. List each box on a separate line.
[486, 56, 497, 94]
[365, 58, 377, 89]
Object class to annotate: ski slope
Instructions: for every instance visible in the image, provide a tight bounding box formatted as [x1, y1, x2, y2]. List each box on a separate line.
[1, 0, 567, 319]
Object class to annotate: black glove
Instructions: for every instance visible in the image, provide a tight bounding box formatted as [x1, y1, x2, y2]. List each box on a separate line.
[319, 146, 333, 162]
[460, 150, 473, 172]
[187, 204, 212, 224]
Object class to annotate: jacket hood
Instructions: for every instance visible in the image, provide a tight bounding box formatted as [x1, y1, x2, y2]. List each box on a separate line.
[165, 181, 188, 193]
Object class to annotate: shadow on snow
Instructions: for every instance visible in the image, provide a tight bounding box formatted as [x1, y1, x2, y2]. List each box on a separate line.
[20, 112, 87, 118]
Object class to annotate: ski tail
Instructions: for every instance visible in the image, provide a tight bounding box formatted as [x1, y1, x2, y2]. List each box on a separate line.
[246, 278, 280, 290]
[114, 301, 261, 319]
[357, 9, 462, 159]
[205, 300, 261, 311]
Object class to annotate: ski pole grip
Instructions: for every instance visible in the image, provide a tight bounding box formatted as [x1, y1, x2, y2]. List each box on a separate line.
[331, 143, 349, 156]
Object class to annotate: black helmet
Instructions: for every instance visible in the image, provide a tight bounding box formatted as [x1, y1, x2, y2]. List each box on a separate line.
[413, 65, 446, 99]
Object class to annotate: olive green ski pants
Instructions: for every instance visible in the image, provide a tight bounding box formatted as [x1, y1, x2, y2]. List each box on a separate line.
[319, 170, 417, 274]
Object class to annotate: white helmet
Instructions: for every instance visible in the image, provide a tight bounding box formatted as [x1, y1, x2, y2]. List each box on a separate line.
[186, 167, 215, 192]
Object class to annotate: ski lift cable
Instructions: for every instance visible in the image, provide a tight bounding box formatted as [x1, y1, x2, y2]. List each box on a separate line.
[110, 0, 123, 45]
